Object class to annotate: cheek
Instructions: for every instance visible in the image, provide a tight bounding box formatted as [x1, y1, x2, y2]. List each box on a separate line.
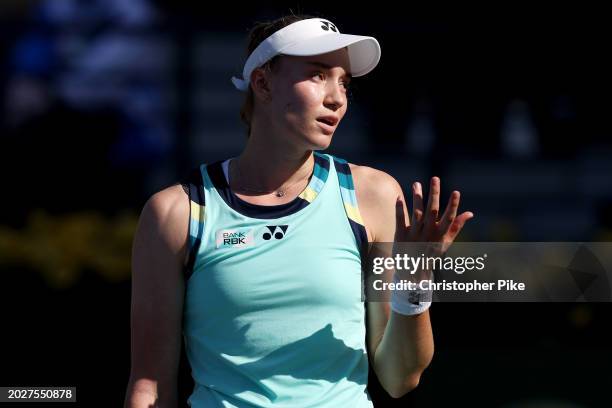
[282, 83, 323, 116]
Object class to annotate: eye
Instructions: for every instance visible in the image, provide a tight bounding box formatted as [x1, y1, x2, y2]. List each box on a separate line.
[312, 71, 326, 81]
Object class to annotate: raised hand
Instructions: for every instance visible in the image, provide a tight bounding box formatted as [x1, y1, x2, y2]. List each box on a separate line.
[397, 176, 474, 255]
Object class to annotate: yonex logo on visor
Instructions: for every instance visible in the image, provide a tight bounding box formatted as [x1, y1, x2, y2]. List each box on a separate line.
[230, 18, 381, 92]
[320, 21, 338, 32]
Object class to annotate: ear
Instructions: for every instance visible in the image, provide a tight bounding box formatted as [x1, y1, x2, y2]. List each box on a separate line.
[250, 67, 273, 103]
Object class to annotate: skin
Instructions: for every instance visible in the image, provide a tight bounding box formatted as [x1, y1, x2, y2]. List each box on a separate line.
[124, 47, 474, 407]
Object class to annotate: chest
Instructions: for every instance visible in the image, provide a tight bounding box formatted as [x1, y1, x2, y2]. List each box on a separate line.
[188, 209, 364, 319]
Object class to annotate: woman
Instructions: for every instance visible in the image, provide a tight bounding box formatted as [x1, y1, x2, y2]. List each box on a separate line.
[125, 14, 473, 407]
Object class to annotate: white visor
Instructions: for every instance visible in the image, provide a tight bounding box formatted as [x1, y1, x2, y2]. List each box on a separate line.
[231, 18, 381, 91]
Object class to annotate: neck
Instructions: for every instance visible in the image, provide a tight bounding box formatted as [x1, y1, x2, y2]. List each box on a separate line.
[233, 123, 315, 192]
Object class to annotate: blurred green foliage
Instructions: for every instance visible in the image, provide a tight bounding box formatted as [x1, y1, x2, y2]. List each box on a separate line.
[0, 210, 138, 289]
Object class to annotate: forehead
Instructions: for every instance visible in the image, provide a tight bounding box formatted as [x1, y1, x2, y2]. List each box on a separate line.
[282, 48, 351, 76]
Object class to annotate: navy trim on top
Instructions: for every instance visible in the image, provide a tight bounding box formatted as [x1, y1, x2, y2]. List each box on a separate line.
[206, 152, 329, 219]
[180, 167, 206, 280]
[331, 156, 369, 251]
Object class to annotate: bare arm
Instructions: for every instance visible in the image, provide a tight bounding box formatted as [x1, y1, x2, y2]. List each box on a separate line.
[357, 167, 473, 398]
[124, 184, 190, 408]
[354, 166, 434, 398]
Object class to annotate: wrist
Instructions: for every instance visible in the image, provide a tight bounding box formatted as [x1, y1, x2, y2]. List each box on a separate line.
[390, 272, 433, 316]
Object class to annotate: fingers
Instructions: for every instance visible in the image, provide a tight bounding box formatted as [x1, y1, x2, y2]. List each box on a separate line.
[439, 190, 460, 233]
[411, 178, 474, 243]
[395, 198, 408, 241]
[411, 182, 424, 239]
[423, 177, 440, 238]
[446, 211, 474, 241]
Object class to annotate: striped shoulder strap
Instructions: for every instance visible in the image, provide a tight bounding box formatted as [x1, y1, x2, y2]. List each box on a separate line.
[331, 155, 368, 253]
[180, 165, 206, 280]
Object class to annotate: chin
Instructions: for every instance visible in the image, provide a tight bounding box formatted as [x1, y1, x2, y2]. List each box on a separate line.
[303, 132, 333, 150]
[286, 123, 335, 150]
[306, 123, 338, 149]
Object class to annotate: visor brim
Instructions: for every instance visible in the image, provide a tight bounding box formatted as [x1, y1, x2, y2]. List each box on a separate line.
[280, 34, 381, 77]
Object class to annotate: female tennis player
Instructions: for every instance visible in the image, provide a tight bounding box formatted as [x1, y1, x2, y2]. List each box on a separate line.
[124, 14, 473, 407]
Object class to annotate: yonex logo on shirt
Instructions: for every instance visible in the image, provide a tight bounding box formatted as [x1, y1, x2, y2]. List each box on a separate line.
[263, 225, 289, 240]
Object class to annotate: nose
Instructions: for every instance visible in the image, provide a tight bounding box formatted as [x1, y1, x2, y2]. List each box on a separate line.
[323, 81, 346, 112]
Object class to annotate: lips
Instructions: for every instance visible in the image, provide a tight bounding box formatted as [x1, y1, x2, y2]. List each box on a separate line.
[316, 116, 339, 127]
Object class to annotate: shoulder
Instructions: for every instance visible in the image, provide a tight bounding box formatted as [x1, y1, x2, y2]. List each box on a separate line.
[142, 183, 190, 229]
[347, 163, 405, 242]
[136, 183, 190, 263]
[348, 163, 403, 205]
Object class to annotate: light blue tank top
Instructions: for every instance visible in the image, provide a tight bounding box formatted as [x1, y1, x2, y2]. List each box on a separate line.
[181, 152, 372, 407]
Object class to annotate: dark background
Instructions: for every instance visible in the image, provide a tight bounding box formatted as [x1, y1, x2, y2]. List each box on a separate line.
[1, 1, 611, 407]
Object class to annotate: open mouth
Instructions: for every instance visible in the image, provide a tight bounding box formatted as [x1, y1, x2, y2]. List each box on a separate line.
[316, 116, 338, 127]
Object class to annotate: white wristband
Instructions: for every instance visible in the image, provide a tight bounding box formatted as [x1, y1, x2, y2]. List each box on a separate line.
[390, 273, 433, 316]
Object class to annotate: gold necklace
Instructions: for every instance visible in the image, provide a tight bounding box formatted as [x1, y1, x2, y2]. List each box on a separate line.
[230, 158, 313, 198]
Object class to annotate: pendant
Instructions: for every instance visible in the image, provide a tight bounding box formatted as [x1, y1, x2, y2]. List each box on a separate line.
[276, 190, 285, 197]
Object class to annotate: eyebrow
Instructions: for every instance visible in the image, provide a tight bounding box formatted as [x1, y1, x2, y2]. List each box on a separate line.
[306, 61, 352, 80]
